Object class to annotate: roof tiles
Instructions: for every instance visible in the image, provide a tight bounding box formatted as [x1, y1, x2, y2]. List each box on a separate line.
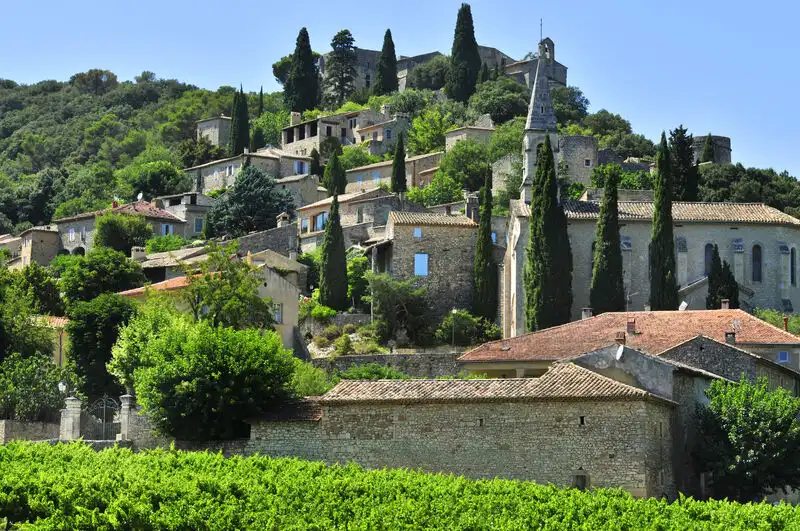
[389, 212, 476, 227]
[55, 201, 183, 223]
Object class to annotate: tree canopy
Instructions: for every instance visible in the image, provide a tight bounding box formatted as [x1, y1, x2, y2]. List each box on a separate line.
[373, 29, 398, 96]
[445, 3, 481, 103]
[323, 30, 358, 109]
[284, 28, 320, 112]
[93, 212, 153, 256]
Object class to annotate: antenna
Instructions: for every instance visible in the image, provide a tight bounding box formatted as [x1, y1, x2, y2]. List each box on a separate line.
[615, 344, 625, 361]
[540, 18, 543, 43]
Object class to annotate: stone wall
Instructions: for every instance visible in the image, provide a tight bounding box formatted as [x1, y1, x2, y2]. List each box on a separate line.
[300, 313, 371, 339]
[0, 420, 60, 443]
[659, 336, 756, 382]
[692, 135, 732, 165]
[311, 351, 462, 378]
[559, 136, 598, 187]
[234, 222, 298, 256]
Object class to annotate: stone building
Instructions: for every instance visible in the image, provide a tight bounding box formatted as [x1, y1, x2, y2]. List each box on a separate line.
[504, 37, 567, 90]
[444, 126, 496, 151]
[131, 246, 209, 283]
[319, 47, 381, 93]
[354, 113, 410, 156]
[397, 51, 444, 91]
[692, 135, 732, 165]
[0, 234, 21, 260]
[8, 226, 59, 269]
[344, 152, 443, 193]
[234, 218, 299, 257]
[196, 115, 231, 147]
[281, 109, 389, 157]
[153, 192, 215, 239]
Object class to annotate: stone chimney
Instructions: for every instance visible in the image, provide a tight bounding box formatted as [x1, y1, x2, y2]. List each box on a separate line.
[290, 112, 302, 126]
[581, 308, 593, 320]
[276, 212, 290, 228]
[725, 331, 736, 345]
[130, 246, 146, 261]
[721, 299, 730, 310]
[464, 192, 480, 222]
[615, 331, 626, 345]
[626, 318, 636, 334]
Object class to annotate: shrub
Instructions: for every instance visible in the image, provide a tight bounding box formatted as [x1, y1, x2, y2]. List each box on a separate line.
[313, 336, 332, 349]
[94, 212, 153, 256]
[342, 323, 357, 334]
[434, 309, 499, 347]
[311, 304, 337, 322]
[365, 273, 431, 344]
[145, 234, 191, 253]
[0, 353, 73, 422]
[291, 359, 335, 397]
[334, 334, 354, 356]
[353, 341, 385, 355]
[336, 363, 411, 380]
[61, 247, 145, 305]
[321, 325, 341, 341]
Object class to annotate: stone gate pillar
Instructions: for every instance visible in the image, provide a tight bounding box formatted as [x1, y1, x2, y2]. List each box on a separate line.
[60, 397, 82, 441]
[118, 395, 135, 441]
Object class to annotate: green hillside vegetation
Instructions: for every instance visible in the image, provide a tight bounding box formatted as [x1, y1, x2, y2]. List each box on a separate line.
[2, 442, 798, 530]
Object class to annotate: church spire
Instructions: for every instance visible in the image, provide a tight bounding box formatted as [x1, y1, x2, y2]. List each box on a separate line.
[524, 40, 556, 132]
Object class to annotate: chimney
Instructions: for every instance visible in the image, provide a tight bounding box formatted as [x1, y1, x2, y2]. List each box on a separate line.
[276, 212, 290, 228]
[465, 193, 480, 222]
[290, 111, 302, 126]
[581, 308, 593, 320]
[721, 299, 730, 310]
[626, 318, 636, 334]
[784, 315, 789, 332]
[615, 331, 626, 345]
[380, 103, 391, 116]
[725, 331, 736, 345]
[130, 246, 146, 262]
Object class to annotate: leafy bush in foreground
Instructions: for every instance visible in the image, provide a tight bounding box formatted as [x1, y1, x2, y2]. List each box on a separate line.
[1, 442, 799, 530]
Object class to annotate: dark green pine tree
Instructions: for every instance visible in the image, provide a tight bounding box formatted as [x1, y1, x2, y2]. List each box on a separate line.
[669, 125, 698, 201]
[473, 175, 497, 321]
[319, 194, 348, 311]
[477, 62, 490, 84]
[706, 244, 723, 309]
[373, 29, 398, 96]
[323, 152, 346, 195]
[249, 86, 265, 152]
[701, 133, 715, 163]
[309, 148, 323, 177]
[390, 133, 407, 193]
[284, 27, 320, 112]
[589, 165, 625, 315]
[228, 88, 250, 156]
[524, 134, 573, 331]
[719, 261, 740, 309]
[649, 132, 679, 310]
[323, 29, 358, 108]
[445, 3, 482, 103]
[491, 63, 500, 80]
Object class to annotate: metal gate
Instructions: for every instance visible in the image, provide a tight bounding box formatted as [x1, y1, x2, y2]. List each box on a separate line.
[83, 395, 120, 440]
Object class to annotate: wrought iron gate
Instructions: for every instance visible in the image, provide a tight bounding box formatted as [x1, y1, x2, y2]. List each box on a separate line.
[83, 395, 120, 440]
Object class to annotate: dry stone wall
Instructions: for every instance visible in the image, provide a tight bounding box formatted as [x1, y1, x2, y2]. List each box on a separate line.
[0, 420, 59, 443]
[311, 351, 462, 378]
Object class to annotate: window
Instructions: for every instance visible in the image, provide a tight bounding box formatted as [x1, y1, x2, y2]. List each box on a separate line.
[298, 127, 306, 140]
[365, 74, 371, 88]
[540, 105, 544, 114]
[274, 303, 284, 324]
[491, 232, 497, 244]
[194, 218, 204, 233]
[301, 218, 309, 233]
[294, 160, 306, 174]
[357, 174, 363, 184]
[315, 212, 329, 231]
[357, 207, 364, 224]
[286, 129, 294, 143]
[573, 473, 588, 491]
[373, 171, 380, 184]
[309, 122, 317, 137]
[385, 128, 392, 140]
[226, 165, 233, 177]
[326, 126, 332, 137]
[793, 248, 797, 286]
[349, 118, 357, 129]
[372, 131, 378, 141]
[779, 351, 790, 364]
[413, 227, 422, 239]
[161, 223, 174, 236]
[584, 159, 591, 167]
[68, 228, 75, 242]
[80, 226, 87, 242]
[752, 244, 762, 282]
[704, 243, 714, 276]
[414, 253, 429, 276]
[341, 127, 347, 139]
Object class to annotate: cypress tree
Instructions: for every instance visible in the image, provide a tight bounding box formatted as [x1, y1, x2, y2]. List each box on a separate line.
[589, 165, 625, 315]
[284, 27, 320, 112]
[228, 88, 250, 156]
[228, 90, 240, 156]
[473, 175, 497, 321]
[720, 261, 740, 309]
[706, 244, 723, 309]
[491, 63, 500, 80]
[701, 133, 715, 163]
[669, 125, 698, 201]
[374, 29, 398, 95]
[649, 132, 679, 311]
[319, 194, 348, 311]
[309, 148, 323, 177]
[445, 3, 482, 103]
[323, 152, 346, 195]
[477, 62, 490, 84]
[524, 134, 573, 331]
[390, 133, 407, 193]
[249, 86, 265, 152]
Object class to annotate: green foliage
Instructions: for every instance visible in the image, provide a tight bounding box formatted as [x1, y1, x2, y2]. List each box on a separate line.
[4, 443, 800, 529]
[473, 179, 497, 321]
[405, 171, 463, 207]
[311, 303, 338, 321]
[0, 279, 52, 362]
[495, 158, 523, 209]
[323, 152, 347, 194]
[291, 359, 335, 396]
[697, 377, 800, 501]
[336, 363, 411, 380]
[524, 135, 573, 331]
[347, 255, 369, 312]
[373, 29, 398, 96]
[583, 109, 632, 138]
[437, 138, 490, 191]
[47, 254, 81, 278]
[488, 117, 524, 162]
[15, 262, 64, 316]
[701, 133, 715, 163]
[323, 30, 358, 109]
[249, 87, 266, 152]
[468, 77, 528, 124]
[94, 212, 153, 255]
[334, 334, 354, 356]
[67, 293, 137, 401]
[649, 133, 679, 310]
[407, 108, 447, 155]
[273, 51, 320, 86]
[314, 335, 332, 348]
[338, 145, 380, 172]
[445, 3, 481, 102]
[297, 248, 321, 293]
[365, 272, 430, 344]
[590, 163, 653, 190]
[284, 28, 320, 112]
[319, 196, 348, 311]
[670, 125, 699, 201]
[589, 166, 625, 315]
[118, 160, 190, 201]
[321, 325, 341, 341]
[0, 353, 71, 422]
[388, 89, 434, 117]
[408, 55, 450, 90]
[434, 309, 500, 346]
[130, 317, 295, 440]
[706, 245, 739, 310]
[145, 234, 190, 253]
[309, 148, 323, 176]
[205, 165, 294, 238]
[61, 247, 145, 305]
[390, 133, 407, 193]
[69, 69, 118, 95]
[228, 88, 250, 156]
[551, 85, 590, 125]
[755, 308, 800, 334]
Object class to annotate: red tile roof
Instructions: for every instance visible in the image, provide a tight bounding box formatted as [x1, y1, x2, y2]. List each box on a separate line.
[389, 212, 477, 227]
[54, 201, 184, 223]
[319, 363, 674, 405]
[35, 315, 70, 328]
[118, 276, 190, 297]
[459, 310, 800, 363]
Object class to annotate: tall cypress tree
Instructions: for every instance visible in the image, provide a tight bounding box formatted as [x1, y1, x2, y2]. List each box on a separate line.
[720, 261, 740, 309]
[701, 133, 715, 163]
[390, 133, 407, 193]
[589, 165, 625, 315]
[445, 3, 481, 103]
[228, 89, 250, 156]
[473, 175, 497, 321]
[706, 244, 723, 309]
[250, 86, 265, 152]
[669, 125, 698, 201]
[477, 62, 490, 84]
[228, 90, 240, 156]
[323, 152, 346, 195]
[649, 132, 679, 310]
[319, 194, 348, 311]
[309, 148, 323, 177]
[524, 134, 573, 331]
[323, 29, 358, 108]
[374, 29, 398, 96]
[284, 27, 320, 112]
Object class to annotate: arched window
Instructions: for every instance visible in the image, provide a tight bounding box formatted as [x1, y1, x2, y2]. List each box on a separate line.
[704, 244, 714, 276]
[792, 248, 797, 286]
[752, 245, 762, 282]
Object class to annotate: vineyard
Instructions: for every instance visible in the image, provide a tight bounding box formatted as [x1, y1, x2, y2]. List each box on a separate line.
[1, 442, 797, 530]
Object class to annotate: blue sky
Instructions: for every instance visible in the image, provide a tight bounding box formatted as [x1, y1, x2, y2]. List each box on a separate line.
[2, 0, 798, 176]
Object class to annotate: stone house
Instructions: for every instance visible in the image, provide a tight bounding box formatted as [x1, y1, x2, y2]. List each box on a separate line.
[130, 246, 209, 283]
[692, 135, 732, 165]
[54, 201, 186, 255]
[369, 211, 477, 317]
[196, 115, 231, 147]
[7, 226, 59, 269]
[319, 47, 381, 93]
[344, 152, 443, 194]
[153, 192, 215, 239]
[444, 126, 495, 151]
[0, 234, 21, 259]
[354, 115, 410, 157]
[503, 37, 567, 90]
[281, 109, 389, 157]
[397, 51, 444, 91]
[234, 217, 300, 257]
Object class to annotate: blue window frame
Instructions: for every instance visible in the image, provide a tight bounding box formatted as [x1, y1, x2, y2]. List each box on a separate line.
[357, 175, 363, 184]
[491, 232, 497, 244]
[779, 351, 790, 363]
[414, 253, 429, 276]
[194, 218, 203, 233]
[373, 171, 380, 184]
[413, 227, 422, 239]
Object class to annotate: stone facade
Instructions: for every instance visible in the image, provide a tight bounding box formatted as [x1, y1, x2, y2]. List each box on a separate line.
[0, 234, 21, 259]
[234, 222, 298, 257]
[559, 136, 598, 186]
[154, 192, 215, 239]
[14, 226, 59, 268]
[344, 152, 443, 193]
[355, 116, 410, 157]
[504, 38, 567, 90]
[0, 420, 59, 443]
[311, 351, 462, 378]
[187, 151, 312, 196]
[196, 116, 231, 147]
[281, 109, 389, 157]
[57, 214, 185, 256]
[445, 127, 495, 151]
[692, 135, 732, 165]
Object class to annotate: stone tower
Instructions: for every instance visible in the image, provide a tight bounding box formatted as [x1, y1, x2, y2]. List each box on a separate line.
[520, 40, 558, 204]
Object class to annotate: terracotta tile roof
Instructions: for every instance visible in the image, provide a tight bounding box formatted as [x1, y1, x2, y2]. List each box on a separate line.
[118, 276, 190, 297]
[320, 363, 674, 405]
[55, 201, 184, 223]
[388, 212, 477, 227]
[516, 200, 800, 226]
[138, 247, 208, 269]
[35, 315, 70, 328]
[297, 188, 391, 211]
[459, 310, 800, 363]
[253, 399, 323, 422]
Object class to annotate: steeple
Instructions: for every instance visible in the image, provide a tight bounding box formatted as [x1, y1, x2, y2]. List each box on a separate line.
[525, 41, 556, 132]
